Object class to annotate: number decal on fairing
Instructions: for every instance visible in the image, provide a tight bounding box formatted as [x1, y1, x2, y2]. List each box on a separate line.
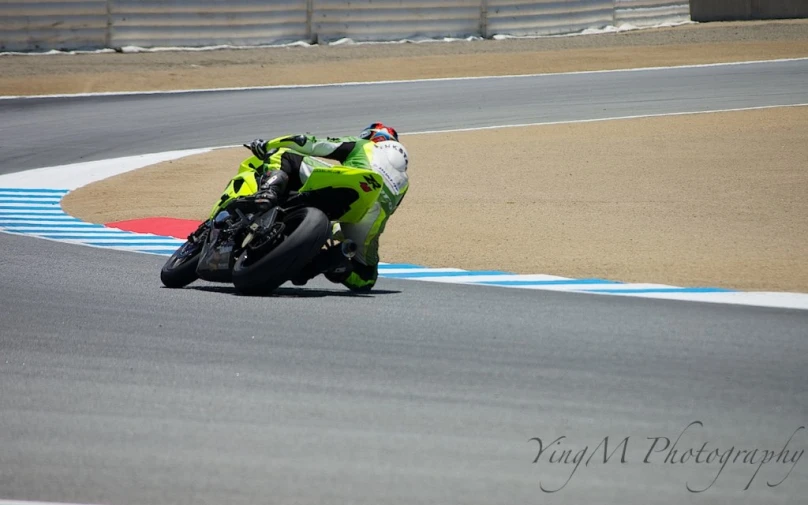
[360, 175, 382, 192]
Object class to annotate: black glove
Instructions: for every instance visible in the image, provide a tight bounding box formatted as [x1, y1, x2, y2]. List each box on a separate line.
[244, 139, 269, 160]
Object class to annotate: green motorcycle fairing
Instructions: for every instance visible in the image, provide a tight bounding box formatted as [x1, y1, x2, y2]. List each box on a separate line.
[208, 155, 384, 224]
[207, 157, 263, 219]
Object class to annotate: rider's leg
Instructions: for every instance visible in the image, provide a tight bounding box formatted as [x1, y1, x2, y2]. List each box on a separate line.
[327, 202, 388, 292]
[289, 224, 353, 286]
[253, 150, 329, 208]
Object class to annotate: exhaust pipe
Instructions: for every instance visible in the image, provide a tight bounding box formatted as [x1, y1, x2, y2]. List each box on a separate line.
[340, 240, 357, 259]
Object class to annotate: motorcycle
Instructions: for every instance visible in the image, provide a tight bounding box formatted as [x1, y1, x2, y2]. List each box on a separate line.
[159, 154, 383, 295]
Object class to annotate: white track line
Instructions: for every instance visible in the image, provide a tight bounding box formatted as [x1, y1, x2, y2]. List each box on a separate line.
[138, 104, 808, 156]
[2, 57, 806, 100]
[0, 148, 214, 189]
[406, 103, 808, 135]
[174, 103, 808, 147]
[0, 500, 106, 505]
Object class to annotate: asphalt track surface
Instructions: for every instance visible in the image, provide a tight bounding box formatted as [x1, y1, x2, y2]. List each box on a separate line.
[1, 60, 807, 504]
[2, 58, 808, 171]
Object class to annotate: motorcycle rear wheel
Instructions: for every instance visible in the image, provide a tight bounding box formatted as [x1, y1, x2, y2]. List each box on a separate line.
[231, 207, 330, 295]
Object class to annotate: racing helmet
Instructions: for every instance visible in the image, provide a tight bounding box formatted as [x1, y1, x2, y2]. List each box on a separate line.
[373, 140, 409, 174]
[360, 122, 399, 143]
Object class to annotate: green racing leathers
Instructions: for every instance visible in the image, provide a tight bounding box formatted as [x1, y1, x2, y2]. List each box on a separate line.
[225, 133, 409, 292]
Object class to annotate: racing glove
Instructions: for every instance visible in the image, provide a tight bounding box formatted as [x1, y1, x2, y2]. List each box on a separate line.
[245, 139, 269, 160]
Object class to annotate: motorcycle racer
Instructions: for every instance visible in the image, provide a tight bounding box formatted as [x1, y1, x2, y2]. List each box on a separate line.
[229, 123, 409, 293]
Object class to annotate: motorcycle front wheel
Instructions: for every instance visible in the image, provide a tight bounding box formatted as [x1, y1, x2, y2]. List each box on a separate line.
[160, 233, 206, 288]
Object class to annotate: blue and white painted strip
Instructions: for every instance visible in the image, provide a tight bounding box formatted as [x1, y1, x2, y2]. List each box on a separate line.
[1, 226, 128, 232]
[374, 268, 738, 295]
[0, 210, 68, 215]
[0, 188, 187, 256]
[2, 151, 808, 310]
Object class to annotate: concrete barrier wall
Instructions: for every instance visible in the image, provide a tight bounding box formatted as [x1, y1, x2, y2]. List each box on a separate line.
[0, 0, 109, 51]
[689, 0, 808, 21]
[109, 0, 309, 48]
[615, 0, 692, 26]
[312, 0, 481, 43]
[1, 0, 692, 52]
[485, 1, 614, 38]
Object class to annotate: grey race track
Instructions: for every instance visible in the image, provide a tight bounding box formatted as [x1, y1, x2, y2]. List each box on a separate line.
[1, 58, 808, 171]
[1, 59, 807, 505]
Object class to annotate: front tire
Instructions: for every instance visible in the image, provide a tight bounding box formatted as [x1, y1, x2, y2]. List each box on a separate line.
[231, 207, 330, 295]
[160, 239, 204, 288]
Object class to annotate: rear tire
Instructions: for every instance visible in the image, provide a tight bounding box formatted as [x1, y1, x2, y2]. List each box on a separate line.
[231, 207, 330, 295]
[160, 238, 204, 288]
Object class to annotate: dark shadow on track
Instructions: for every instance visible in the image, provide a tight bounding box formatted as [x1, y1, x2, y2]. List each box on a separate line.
[183, 285, 402, 298]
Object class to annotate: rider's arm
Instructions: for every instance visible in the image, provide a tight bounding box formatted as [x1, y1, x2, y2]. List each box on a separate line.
[265, 134, 364, 163]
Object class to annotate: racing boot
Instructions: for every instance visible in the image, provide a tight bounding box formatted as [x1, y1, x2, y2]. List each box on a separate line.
[252, 170, 289, 210]
[232, 170, 289, 214]
[291, 240, 357, 286]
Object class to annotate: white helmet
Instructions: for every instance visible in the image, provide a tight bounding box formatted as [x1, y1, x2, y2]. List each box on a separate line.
[373, 140, 408, 172]
[371, 140, 409, 193]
